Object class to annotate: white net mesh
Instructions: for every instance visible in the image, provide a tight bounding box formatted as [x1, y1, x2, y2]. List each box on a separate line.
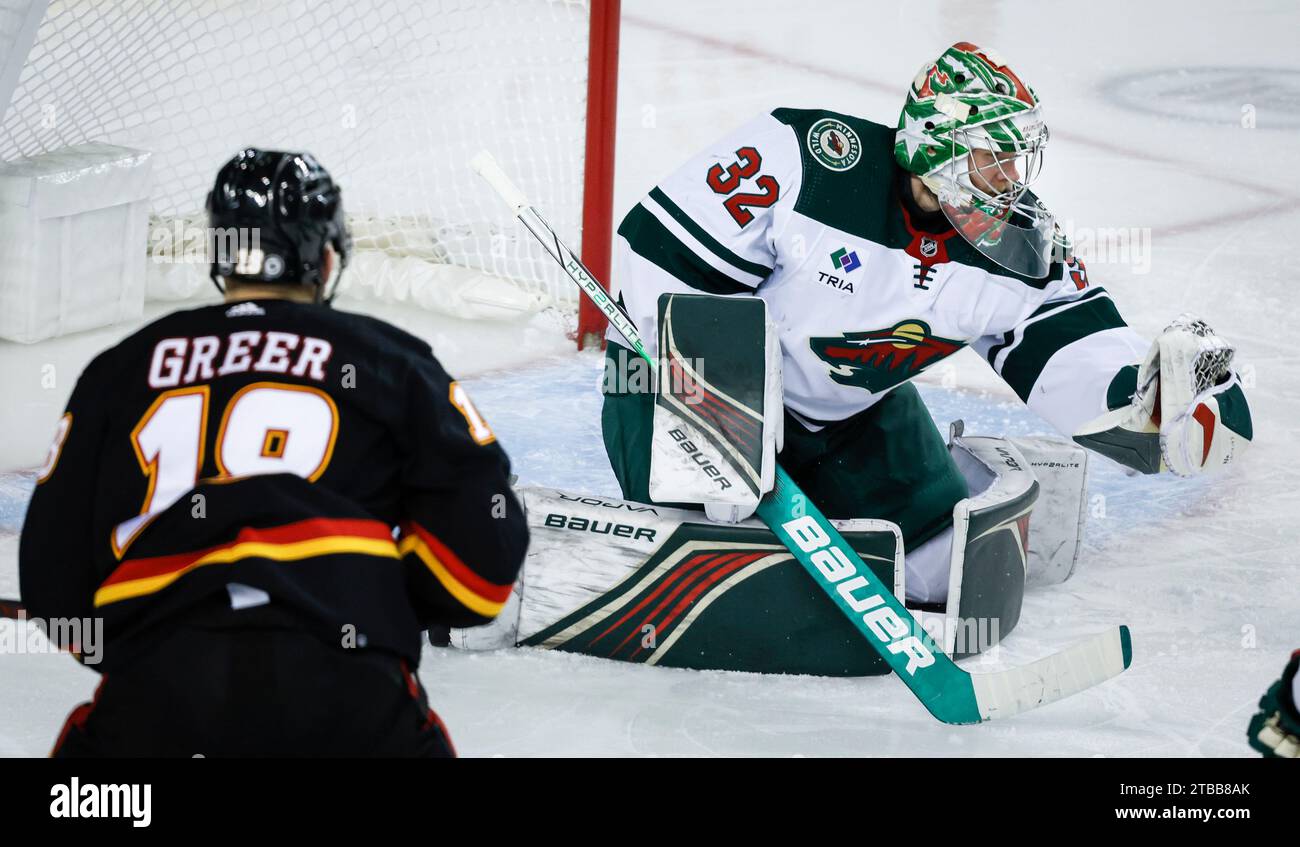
[0, 0, 591, 313]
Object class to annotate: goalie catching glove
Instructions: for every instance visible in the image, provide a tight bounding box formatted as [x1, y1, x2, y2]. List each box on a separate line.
[1074, 314, 1252, 476]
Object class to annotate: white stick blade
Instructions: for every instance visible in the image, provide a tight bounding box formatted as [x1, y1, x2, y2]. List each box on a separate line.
[470, 150, 530, 214]
[972, 625, 1131, 721]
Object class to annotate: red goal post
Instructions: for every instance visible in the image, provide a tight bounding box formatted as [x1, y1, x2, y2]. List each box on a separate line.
[578, 0, 620, 350]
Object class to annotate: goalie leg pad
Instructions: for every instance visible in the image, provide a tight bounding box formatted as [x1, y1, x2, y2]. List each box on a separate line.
[910, 424, 1038, 658]
[448, 579, 522, 651]
[903, 525, 954, 605]
[456, 486, 907, 676]
[1009, 434, 1089, 586]
[460, 432, 1088, 663]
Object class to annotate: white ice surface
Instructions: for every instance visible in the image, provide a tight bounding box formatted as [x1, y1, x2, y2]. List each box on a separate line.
[2, 0, 1298, 756]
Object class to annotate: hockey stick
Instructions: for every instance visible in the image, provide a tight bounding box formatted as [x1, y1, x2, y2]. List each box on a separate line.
[0, 598, 26, 619]
[471, 151, 1132, 723]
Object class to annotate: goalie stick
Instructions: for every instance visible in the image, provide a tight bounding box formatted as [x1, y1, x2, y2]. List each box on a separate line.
[471, 150, 1132, 723]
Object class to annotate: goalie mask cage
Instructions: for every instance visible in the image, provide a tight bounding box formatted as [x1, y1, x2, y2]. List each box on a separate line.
[0, 0, 617, 347]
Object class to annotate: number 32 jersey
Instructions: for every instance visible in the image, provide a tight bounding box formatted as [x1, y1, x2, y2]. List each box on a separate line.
[20, 299, 528, 667]
[613, 108, 1149, 434]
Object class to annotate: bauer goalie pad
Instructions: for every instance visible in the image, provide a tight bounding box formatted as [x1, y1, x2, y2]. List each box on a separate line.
[1012, 434, 1089, 586]
[647, 294, 782, 523]
[453, 486, 907, 677]
[909, 424, 1038, 659]
[909, 426, 1090, 656]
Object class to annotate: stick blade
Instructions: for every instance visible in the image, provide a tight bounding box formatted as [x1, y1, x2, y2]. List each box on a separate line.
[470, 149, 529, 214]
[969, 625, 1132, 721]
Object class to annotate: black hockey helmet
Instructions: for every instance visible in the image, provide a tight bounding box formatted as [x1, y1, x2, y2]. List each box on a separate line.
[205, 148, 352, 299]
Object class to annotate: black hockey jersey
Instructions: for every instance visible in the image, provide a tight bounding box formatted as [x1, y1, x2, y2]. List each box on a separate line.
[19, 298, 528, 667]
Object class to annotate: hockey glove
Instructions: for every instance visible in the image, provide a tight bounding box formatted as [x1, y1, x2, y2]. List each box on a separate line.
[1144, 315, 1252, 476]
[1248, 650, 1300, 758]
[1074, 314, 1252, 476]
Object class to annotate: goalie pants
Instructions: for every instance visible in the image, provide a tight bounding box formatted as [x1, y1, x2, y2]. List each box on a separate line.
[50, 596, 455, 758]
[601, 343, 968, 548]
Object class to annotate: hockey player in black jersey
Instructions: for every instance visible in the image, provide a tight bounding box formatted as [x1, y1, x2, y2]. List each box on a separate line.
[19, 149, 528, 757]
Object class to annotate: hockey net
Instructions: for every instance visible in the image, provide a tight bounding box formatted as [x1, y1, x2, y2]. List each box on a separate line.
[0, 0, 616, 341]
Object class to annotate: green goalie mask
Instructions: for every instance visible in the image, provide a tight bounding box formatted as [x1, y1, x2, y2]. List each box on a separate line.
[894, 42, 1067, 278]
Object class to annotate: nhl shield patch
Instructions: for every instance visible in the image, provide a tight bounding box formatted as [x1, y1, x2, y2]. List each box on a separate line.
[806, 118, 861, 172]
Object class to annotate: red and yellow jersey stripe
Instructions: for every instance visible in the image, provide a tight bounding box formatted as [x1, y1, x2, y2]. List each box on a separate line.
[94, 517, 398, 607]
[398, 521, 513, 618]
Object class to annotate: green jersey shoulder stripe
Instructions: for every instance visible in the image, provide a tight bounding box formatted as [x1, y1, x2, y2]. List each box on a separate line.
[647, 187, 774, 281]
[985, 287, 1109, 368]
[1025, 285, 1107, 321]
[617, 203, 756, 296]
[997, 289, 1128, 401]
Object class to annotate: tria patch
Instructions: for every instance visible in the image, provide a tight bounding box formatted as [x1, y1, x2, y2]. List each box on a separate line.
[806, 118, 861, 171]
[816, 271, 855, 293]
[809, 320, 964, 393]
[830, 246, 861, 273]
[817, 247, 861, 292]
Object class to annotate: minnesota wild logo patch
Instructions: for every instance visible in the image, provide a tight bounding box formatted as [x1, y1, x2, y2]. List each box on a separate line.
[806, 118, 861, 171]
[810, 320, 964, 393]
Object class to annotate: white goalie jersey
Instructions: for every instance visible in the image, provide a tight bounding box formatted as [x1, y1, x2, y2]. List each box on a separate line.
[611, 108, 1151, 439]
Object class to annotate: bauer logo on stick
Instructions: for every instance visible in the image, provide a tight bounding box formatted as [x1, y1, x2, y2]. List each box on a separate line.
[781, 515, 934, 675]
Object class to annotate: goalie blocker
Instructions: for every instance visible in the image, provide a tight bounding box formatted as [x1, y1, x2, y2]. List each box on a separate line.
[648, 293, 782, 524]
[454, 294, 1093, 673]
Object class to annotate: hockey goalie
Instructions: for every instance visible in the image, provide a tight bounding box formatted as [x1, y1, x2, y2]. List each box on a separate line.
[453, 42, 1254, 674]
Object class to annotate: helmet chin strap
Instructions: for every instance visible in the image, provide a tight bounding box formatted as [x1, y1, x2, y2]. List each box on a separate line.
[322, 263, 345, 306]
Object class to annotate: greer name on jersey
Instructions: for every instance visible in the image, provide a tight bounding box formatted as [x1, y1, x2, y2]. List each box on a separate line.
[20, 299, 528, 668]
[613, 108, 1148, 435]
